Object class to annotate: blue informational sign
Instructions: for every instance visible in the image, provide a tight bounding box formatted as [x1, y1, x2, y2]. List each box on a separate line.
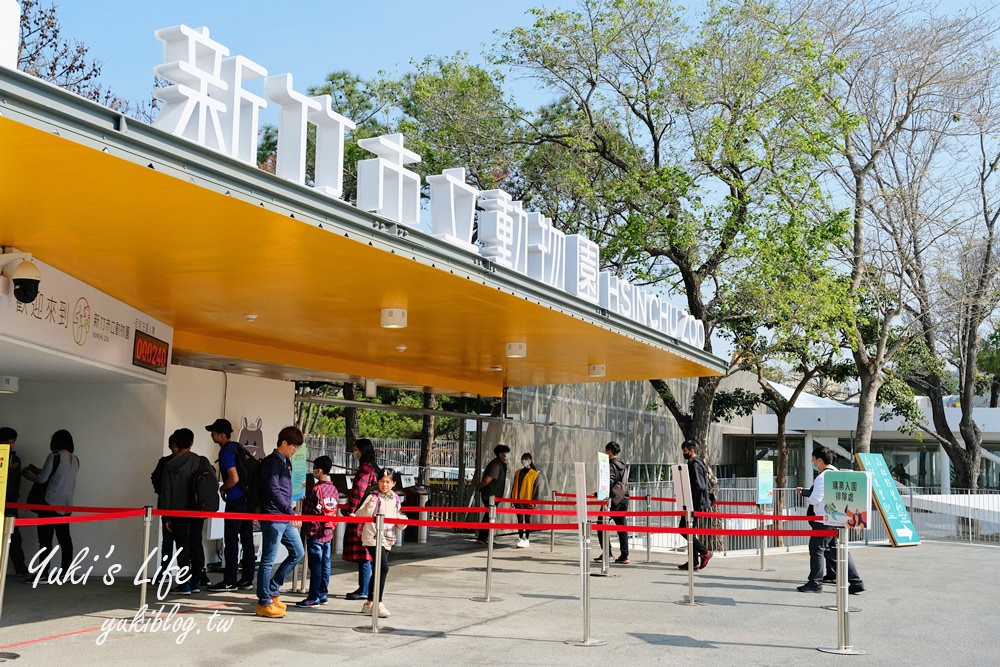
[291, 445, 308, 502]
[756, 460, 774, 505]
[856, 453, 920, 547]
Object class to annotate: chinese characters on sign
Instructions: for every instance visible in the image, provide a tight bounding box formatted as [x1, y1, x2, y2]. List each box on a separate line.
[822, 471, 872, 530]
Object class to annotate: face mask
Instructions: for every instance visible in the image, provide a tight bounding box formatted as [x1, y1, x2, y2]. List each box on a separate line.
[683, 451, 692, 460]
[522, 460, 531, 468]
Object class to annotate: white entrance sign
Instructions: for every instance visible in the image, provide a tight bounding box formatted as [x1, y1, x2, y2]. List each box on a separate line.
[526, 211, 566, 290]
[672, 463, 694, 512]
[264, 73, 321, 184]
[0, 257, 173, 382]
[219, 55, 269, 164]
[309, 94, 356, 199]
[0, 0, 19, 70]
[428, 167, 478, 251]
[596, 452, 610, 501]
[565, 235, 600, 304]
[356, 133, 422, 226]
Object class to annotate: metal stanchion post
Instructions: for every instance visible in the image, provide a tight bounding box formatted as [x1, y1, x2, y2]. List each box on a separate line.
[418, 493, 428, 544]
[0, 517, 15, 622]
[565, 522, 606, 647]
[645, 496, 652, 563]
[819, 527, 866, 655]
[354, 514, 394, 633]
[139, 505, 153, 610]
[590, 501, 616, 578]
[675, 509, 703, 606]
[472, 497, 501, 602]
[549, 491, 556, 553]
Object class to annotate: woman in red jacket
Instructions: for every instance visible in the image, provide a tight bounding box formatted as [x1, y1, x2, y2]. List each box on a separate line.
[342, 438, 380, 600]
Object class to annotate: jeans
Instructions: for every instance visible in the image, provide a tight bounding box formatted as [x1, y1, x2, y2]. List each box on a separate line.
[306, 538, 332, 601]
[807, 526, 862, 587]
[36, 511, 73, 571]
[357, 559, 372, 596]
[223, 496, 256, 584]
[257, 520, 304, 605]
[364, 545, 390, 602]
[597, 512, 629, 558]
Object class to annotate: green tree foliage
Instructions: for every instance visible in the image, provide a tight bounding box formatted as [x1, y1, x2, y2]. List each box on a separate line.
[496, 0, 847, 460]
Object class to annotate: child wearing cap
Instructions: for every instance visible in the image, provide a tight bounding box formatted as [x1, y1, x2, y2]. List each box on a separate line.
[296, 455, 340, 607]
[355, 468, 406, 618]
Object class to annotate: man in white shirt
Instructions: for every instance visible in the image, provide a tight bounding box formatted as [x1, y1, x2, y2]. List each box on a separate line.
[796, 446, 866, 594]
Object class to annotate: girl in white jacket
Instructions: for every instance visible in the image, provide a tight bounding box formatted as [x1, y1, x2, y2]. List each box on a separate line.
[355, 468, 406, 617]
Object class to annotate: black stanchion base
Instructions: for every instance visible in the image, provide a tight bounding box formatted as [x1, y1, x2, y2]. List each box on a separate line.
[470, 596, 502, 602]
[589, 571, 619, 578]
[673, 597, 707, 606]
[564, 638, 608, 646]
[818, 646, 867, 655]
[353, 625, 396, 634]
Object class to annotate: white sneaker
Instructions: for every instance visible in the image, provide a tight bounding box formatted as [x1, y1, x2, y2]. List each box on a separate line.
[516, 538, 528, 548]
[523, 538, 530, 548]
[361, 601, 373, 614]
[377, 602, 390, 618]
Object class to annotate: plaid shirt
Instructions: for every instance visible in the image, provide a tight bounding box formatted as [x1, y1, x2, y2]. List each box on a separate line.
[342, 462, 379, 562]
[304, 479, 340, 542]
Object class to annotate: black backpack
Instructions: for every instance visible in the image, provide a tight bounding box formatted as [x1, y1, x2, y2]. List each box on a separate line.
[193, 455, 220, 512]
[232, 444, 262, 511]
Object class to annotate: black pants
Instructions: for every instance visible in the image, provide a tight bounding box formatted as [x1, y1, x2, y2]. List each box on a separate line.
[169, 518, 205, 586]
[597, 512, 629, 558]
[155, 516, 174, 581]
[223, 496, 256, 584]
[364, 545, 390, 602]
[679, 514, 708, 557]
[514, 504, 532, 538]
[4, 509, 28, 574]
[36, 511, 73, 571]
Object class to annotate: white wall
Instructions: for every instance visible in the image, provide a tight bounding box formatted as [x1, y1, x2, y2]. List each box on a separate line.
[0, 379, 167, 575]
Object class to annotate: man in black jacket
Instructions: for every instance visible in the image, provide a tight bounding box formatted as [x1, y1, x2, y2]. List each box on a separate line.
[475, 444, 510, 543]
[1, 426, 28, 576]
[162, 428, 211, 595]
[678, 440, 713, 570]
[596, 441, 630, 564]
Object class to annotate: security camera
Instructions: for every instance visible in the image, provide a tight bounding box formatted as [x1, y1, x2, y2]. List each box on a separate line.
[1, 251, 42, 304]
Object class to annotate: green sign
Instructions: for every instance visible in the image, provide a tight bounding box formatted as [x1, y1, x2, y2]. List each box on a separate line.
[857, 453, 920, 547]
[291, 444, 308, 502]
[756, 460, 774, 505]
[822, 470, 871, 529]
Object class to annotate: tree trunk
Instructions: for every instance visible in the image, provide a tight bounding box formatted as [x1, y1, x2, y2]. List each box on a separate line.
[419, 392, 436, 485]
[851, 356, 883, 454]
[991, 377, 999, 408]
[343, 383, 359, 452]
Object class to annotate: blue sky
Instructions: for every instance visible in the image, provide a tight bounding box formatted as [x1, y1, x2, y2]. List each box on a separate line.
[53, 0, 574, 115]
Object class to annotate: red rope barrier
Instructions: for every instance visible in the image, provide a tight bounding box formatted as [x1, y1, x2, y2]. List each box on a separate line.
[14, 509, 145, 527]
[8, 502, 142, 514]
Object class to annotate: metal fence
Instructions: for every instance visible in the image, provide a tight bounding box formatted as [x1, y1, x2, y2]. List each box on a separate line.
[901, 487, 1000, 545]
[304, 435, 476, 480]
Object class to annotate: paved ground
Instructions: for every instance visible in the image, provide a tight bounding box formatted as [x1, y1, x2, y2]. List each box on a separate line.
[0, 531, 997, 666]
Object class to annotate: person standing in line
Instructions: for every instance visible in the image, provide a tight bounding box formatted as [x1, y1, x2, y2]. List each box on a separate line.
[596, 441, 630, 564]
[24, 429, 80, 577]
[475, 444, 510, 544]
[150, 437, 180, 584]
[677, 440, 713, 570]
[206, 418, 255, 592]
[342, 438, 381, 600]
[162, 428, 211, 595]
[511, 452, 540, 548]
[355, 467, 406, 618]
[0, 427, 28, 576]
[296, 455, 339, 608]
[255, 426, 306, 618]
[796, 446, 866, 594]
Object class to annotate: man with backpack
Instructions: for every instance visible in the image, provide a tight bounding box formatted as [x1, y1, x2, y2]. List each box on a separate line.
[596, 441, 631, 564]
[678, 440, 714, 570]
[206, 418, 257, 592]
[161, 428, 217, 594]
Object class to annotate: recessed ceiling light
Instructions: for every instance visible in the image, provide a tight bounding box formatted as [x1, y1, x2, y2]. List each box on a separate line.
[488, 365, 503, 372]
[395, 344, 407, 352]
[243, 313, 258, 322]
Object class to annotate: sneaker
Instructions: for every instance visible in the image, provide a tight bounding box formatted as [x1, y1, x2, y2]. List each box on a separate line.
[797, 584, 823, 593]
[255, 602, 285, 618]
[318, 597, 329, 605]
[271, 596, 286, 611]
[189, 584, 201, 594]
[849, 583, 866, 595]
[361, 601, 373, 614]
[515, 538, 528, 548]
[207, 581, 237, 592]
[236, 579, 255, 590]
[169, 583, 192, 595]
[377, 602, 390, 618]
[593, 555, 607, 563]
[698, 551, 713, 570]
[615, 556, 630, 564]
[677, 561, 695, 570]
[296, 598, 322, 608]
[822, 574, 837, 584]
[345, 591, 366, 600]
